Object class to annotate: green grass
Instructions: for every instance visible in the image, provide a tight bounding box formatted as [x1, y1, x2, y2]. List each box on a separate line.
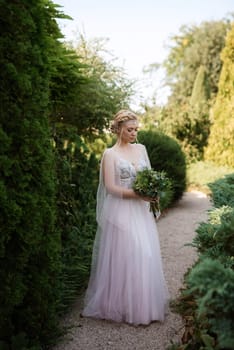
[187, 161, 234, 193]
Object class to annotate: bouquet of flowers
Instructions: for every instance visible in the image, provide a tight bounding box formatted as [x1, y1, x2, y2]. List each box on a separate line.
[133, 168, 171, 219]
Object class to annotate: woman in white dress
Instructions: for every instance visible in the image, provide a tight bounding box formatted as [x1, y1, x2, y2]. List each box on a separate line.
[82, 110, 169, 325]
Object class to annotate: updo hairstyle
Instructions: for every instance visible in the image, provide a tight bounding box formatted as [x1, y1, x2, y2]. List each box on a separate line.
[110, 110, 138, 134]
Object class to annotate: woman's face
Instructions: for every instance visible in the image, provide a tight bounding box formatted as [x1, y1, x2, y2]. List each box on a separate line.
[119, 120, 139, 143]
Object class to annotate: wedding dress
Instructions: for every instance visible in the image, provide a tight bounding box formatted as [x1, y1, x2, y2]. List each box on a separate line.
[82, 144, 169, 325]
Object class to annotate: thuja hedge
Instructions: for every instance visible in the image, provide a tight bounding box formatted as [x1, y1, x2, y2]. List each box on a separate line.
[186, 258, 234, 349]
[208, 173, 234, 208]
[168, 174, 234, 349]
[138, 130, 186, 202]
[55, 127, 99, 313]
[0, 1, 62, 348]
[192, 206, 234, 268]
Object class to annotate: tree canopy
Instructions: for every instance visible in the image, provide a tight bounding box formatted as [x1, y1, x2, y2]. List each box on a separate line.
[204, 23, 234, 167]
[164, 19, 231, 104]
[144, 18, 232, 161]
[50, 34, 135, 136]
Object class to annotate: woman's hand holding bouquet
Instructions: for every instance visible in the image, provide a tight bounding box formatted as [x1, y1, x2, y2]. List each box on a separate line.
[133, 168, 171, 220]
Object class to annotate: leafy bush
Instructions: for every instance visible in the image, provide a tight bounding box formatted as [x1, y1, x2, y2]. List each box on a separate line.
[138, 130, 186, 202]
[208, 173, 234, 207]
[192, 206, 234, 268]
[159, 102, 210, 162]
[55, 126, 99, 313]
[187, 258, 234, 349]
[168, 166, 234, 350]
[187, 161, 234, 193]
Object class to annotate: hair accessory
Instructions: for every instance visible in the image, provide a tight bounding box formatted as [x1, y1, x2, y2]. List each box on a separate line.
[110, 109, 138, 134]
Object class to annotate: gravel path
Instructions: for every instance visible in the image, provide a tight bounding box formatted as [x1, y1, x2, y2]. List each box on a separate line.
[54, 191, 211, 350]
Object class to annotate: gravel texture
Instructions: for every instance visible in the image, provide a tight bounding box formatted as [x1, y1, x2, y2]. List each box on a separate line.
[54, 191, 211, 350]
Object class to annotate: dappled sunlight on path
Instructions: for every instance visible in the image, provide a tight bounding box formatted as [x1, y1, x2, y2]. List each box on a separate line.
[54, 191, 212, 350]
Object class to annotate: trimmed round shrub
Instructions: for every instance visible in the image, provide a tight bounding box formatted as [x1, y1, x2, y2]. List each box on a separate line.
[138, 130, 186, 202]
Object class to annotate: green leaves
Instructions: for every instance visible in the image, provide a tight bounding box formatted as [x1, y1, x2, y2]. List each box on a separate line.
[159, 18, 232, 163]
[0, 0, 63, 347]
[49, 35, 134, 136]
[133, 168, 171, 198]
[168, 169, 234, 350]
[187, 259, 234, 349]
[138, 130, 186, 202]
[204, 24, 234, 168]
[54, 127, 99, 313]
[164, 20, 230, 102]
[133, 168, 173, 216]
[208, 173, 234, 208]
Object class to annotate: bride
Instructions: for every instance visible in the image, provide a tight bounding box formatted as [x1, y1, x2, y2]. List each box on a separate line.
[82, 109, 169, 325]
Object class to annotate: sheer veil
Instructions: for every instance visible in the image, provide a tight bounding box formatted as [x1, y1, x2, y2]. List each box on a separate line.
[96, 150, 107, 227]
[88, 151, 107, 284]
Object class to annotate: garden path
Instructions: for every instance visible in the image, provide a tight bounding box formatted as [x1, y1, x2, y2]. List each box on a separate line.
[54, 191, 211, 350]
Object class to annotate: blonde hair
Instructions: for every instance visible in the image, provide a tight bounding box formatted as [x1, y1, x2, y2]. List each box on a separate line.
[110, 109, 138, 134]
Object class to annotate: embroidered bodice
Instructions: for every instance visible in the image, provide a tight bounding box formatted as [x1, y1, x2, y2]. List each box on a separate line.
[117, 158, 148, 188]
[97, 144, 151, 200]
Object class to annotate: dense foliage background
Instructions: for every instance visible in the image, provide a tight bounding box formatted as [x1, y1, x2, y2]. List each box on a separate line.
[141, 17, 234, 165]
[204, 23, 234, 167]
[0, 0, 133, 348]
[0, 1, 233, 348]
[0, 1, 62, 348]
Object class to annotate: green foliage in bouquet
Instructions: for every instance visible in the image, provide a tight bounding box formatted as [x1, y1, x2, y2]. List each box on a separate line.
[133, 168, 173, 216]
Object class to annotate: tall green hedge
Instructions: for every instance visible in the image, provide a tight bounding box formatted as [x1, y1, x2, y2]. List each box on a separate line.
[138, 130, 186, 201]
[204, 23, 234, 167]
[0, 1, 62, 348]
[54, 126, 99, 313]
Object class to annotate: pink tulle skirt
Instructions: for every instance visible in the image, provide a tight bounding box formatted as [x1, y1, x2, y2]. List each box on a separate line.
[82, 195, 169, 325]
